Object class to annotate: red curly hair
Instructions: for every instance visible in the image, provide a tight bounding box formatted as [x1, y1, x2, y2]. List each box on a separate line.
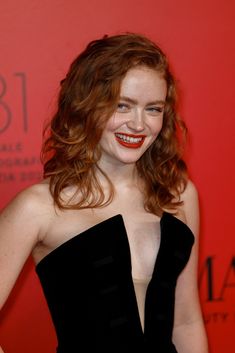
[42, 32, 188, 215]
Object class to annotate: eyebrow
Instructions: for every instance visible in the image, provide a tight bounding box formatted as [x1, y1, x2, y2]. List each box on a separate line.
[119, 96, 166, 106]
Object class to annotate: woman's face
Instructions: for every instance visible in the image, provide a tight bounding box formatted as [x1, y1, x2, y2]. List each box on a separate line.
[98, 66, 167, 167]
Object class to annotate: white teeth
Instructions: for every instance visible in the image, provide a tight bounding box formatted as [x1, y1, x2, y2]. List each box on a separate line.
[115, 133, 143, 143]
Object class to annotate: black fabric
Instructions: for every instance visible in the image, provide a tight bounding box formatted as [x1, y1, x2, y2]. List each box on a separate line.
[35, 212, 194, 353]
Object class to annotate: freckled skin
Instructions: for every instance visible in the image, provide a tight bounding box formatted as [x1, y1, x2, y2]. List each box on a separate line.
[98, 67, 167, 167]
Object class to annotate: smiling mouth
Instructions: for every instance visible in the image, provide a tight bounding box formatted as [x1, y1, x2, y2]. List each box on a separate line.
[115, 133, 146, 148]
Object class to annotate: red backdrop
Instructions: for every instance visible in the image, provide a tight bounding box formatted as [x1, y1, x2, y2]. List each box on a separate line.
[0, 1, 234, 352]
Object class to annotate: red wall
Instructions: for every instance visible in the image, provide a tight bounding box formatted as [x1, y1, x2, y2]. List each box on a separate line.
[0, 1, 234, 352]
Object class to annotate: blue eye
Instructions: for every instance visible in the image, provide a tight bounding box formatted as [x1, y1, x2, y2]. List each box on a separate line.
[146, 106, 164, 114]
[117, 103, 130, 112]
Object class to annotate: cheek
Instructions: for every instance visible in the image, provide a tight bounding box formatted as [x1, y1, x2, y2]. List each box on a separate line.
[104, 115, 117, 132]
[105, 113, 128, 131]
[150, 118, 163, 137]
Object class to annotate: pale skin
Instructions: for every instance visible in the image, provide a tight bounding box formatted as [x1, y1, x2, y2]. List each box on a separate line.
[0, 67, 208, 353]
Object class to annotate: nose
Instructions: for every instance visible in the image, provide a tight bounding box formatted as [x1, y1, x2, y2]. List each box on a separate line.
[126, 109, 145, 132]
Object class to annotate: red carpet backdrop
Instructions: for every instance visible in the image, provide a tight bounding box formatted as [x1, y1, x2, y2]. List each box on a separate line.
[0, 1, 234, 352]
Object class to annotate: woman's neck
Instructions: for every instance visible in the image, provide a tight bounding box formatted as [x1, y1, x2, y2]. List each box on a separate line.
[96, 159, 139, 186]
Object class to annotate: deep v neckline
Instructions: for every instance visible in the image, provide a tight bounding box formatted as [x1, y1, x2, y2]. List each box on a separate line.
[35, 212, 166, 270]
[35, 211, 195, 349]
[36, 212, 166, 336]
[123, 213, 165, 335]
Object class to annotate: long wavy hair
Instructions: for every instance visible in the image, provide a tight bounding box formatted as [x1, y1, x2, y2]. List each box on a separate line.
[42, 32, 188, 215]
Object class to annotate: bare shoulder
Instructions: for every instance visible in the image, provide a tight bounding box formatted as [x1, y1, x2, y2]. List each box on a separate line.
[0, 180, 56, 309]
[0, 179, 54, 237]
[1, 179, 51, 212]
[178, 179, 200, 237]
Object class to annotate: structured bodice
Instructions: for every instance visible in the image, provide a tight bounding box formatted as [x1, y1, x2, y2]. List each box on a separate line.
[35, 212, 194, 353]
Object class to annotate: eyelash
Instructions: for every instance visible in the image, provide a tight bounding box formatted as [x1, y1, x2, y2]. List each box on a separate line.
[117, 103, 130, 111]
[116, 103, 164, 114]
[146, 107, 164, 113]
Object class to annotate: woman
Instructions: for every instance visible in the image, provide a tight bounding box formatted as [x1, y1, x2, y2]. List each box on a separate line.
[0, 33, 208, 352]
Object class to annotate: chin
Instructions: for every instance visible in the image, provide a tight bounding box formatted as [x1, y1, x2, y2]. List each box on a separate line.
[117, 156, 143, 164]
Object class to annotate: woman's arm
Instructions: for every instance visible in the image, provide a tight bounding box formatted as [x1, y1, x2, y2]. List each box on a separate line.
[172, 180, 209, 353]
[0, 186, 45, 310]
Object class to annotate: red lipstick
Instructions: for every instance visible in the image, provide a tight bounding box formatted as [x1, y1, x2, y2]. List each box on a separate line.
[115, 133, 146, 149]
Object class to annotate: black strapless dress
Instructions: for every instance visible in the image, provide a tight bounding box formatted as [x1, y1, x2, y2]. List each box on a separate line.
[35, 212, 194, 353]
